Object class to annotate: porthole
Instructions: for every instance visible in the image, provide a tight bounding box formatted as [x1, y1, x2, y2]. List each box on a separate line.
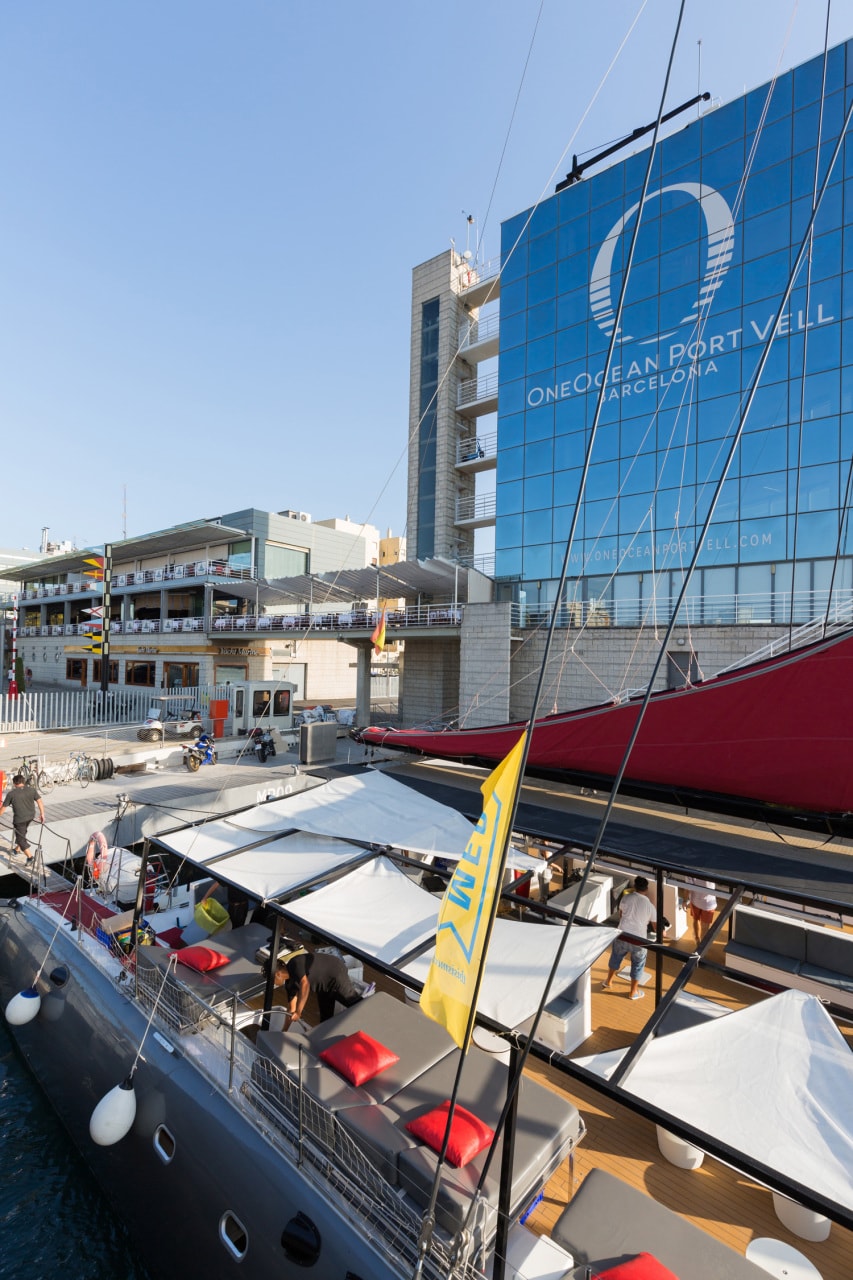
[220, 1210, 248, 1261]
[153, 1124, 176, 1165]
[48, 965, 70, 988]
[281, 1211, 321, 1266]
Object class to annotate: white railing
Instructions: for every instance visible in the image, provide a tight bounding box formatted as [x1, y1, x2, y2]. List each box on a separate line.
[0, 683, 233, 733]
[456, 429, 497, 466]
[455, 493, 497, 523]
[508, 590, 853, 632]
[458, 310, 500, 350]
[18, 558, 255, 600]
[456, 255, 500, 291]
[457, 370, 499, 408]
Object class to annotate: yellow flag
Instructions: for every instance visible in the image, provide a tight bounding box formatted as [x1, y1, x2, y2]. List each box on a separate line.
[371, 610, 387, 654]
[420, 735, 525, 1049]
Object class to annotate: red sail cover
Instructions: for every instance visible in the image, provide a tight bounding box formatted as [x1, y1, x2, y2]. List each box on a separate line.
[358, 631, 853, 819]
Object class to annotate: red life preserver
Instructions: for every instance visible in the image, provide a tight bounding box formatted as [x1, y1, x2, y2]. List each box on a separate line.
[85, 831, 109, 882]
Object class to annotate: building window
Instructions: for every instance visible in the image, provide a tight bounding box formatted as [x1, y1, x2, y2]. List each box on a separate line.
[125, 662, 156, 686]
[165, 662, 199, 689]
[93, 660, 119, 684]
[264, 542, 309, 579]
[228, 538, 252, 572]
[66, 659, 87, 684]
[416, 297, 440, 559]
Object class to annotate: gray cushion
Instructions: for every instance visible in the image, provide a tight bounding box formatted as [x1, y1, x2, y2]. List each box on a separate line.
[255, 1028, 312, 1070]
[552, 1169, 770, 1279]
[800, 962, 853, 992]
[336, 1103, 419, 1185]
[732, 909, 807, 962]
[805, 927, 853, 979]
[393, 1054, 582, 1236]
[305, 992, 457, 1107]
[725, 940, 801, 975]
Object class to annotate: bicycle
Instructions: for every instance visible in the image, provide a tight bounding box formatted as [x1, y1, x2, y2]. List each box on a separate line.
[67, 751, 97, 788]
[17, 755, 54, 794]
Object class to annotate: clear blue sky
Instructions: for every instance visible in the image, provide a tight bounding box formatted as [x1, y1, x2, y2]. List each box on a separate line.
[0, 0, 846, 555]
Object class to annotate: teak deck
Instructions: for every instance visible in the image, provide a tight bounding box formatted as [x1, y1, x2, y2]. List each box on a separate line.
[360, 928, 851, 1280]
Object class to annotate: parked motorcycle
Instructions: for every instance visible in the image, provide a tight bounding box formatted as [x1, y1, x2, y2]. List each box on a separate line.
[250, 726, 277, 763]
[182, 733, 217, 771]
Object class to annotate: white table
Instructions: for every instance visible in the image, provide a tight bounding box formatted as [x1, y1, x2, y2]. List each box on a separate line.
[745, 1237, 822, 1279]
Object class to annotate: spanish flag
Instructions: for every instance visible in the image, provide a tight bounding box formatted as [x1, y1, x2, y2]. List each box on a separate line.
[371, 610, 387, 655]
[420, 735, 525, 1049]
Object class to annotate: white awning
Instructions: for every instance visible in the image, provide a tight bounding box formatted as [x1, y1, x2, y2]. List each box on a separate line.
[281, 856, 440, 964]
[238, 770, 473, 857]
[574, 989, 853, 1215]
[405, 917, 617, 1031]
[155, 770, 474, 872]
[184, 832, 369, 901]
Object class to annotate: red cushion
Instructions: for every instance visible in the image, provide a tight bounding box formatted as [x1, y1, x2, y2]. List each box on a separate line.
[175, 945, 229, 973]
[405, 1100, 494, 1168]
[319, 1031, 399, 1086]
[594, 1254, 680, 1280]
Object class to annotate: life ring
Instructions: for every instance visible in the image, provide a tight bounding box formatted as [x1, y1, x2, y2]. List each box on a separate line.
[85, 831, 109, 880]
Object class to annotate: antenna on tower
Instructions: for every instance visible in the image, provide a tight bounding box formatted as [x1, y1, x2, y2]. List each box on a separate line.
[462, 211, 475, 260]
[122, 485, 127, 539]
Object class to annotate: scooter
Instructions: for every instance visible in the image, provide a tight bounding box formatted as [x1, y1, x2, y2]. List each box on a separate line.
[182, 733, 217, 771]
[250, 726, 277, 763]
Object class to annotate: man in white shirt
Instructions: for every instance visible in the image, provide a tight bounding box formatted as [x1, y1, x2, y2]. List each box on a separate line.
[602, 875, 657, 1000]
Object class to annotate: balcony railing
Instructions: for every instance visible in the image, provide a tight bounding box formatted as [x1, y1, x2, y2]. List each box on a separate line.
[457, 370, 499, 409]
[455, 493, 496, 525]
[507, 590, 853, 632]
[458, 311, 500, 351]
[456, 256, 500, 292]
[456, 429, 497, 467]
[17, 557, 254, 600]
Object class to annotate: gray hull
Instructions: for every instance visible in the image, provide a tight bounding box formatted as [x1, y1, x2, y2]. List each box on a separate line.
[0, 900, 404, 1280]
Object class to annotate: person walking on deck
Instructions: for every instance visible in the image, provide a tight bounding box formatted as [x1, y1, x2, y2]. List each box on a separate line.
[602, 875, 657, 1000]
[0, 774, 45, 863]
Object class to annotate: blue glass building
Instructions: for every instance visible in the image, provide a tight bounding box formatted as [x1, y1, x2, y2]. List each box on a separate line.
[494, 41, 853, 624]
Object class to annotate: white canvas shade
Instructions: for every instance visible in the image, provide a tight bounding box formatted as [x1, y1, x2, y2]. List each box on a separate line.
[405, 917, 617, 1031]
[281, 856, 441, 964]
[574, 989, 853, 1215]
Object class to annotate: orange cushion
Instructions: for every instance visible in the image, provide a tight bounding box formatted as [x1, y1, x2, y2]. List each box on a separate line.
[405, 1100, 494, 1168]
[595, 1254, 680, 1280]
[319, 1031, 399, 1086]
[175, 945, 229, 973]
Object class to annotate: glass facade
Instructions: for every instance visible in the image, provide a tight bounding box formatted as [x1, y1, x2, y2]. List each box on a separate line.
[495, 41, 853, 621]
[416, 297, 440, 559]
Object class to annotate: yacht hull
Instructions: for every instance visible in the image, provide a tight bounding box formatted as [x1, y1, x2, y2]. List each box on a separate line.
[0, 900, 402, 1280]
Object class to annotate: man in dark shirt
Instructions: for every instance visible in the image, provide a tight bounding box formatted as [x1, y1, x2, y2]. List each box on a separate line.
[0, 774, 45, 862]
[272, 949, 374, 1024]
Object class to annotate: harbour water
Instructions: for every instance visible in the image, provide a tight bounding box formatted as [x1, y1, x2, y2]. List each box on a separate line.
[0, 1020, 148, 1280]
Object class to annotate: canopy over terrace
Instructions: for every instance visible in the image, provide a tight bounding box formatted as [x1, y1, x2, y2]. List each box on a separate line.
[573, 989, 853, 1221]
[152, 769, 476, 906]
[262, 557, 474, 607]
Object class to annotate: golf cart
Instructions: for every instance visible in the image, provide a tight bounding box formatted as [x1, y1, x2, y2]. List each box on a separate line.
[137, 695, 204, 742]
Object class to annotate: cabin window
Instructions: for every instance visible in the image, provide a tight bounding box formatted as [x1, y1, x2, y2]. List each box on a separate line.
[153, 1125, 176, 1165]
[219, 1211, 248, 1260]
[281, 1212, 321, 1266]
[272, 689, 291, 717]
